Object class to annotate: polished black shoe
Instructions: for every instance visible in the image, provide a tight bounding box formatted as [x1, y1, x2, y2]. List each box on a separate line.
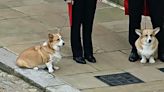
[158, 53, 164, 62]
[128, 51, 139, 62]
[85, 56, 96, 63]
[73, 57, 86, 64]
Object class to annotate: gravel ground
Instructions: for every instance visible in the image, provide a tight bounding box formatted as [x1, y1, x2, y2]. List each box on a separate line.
[0, 70, 42, 92]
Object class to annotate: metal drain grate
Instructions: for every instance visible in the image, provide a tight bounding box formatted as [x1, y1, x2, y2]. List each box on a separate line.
[158, 68, 164, 72]
[95, 72, 144, 86]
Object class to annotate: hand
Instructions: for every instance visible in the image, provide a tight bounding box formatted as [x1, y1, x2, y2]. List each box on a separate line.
[64, 0, 74, 4]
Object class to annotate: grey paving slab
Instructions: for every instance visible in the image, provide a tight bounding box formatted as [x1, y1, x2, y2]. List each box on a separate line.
[0, 4, 9, 9]
[0, 0, 12, 3]
[92, 25, 116, 36]
[99, 19, 128, 32]
[89, 51, 143, 71]
[95, 7, 127, 23]
[0, 16, 5, 20]
[126, 67, 164, 82]
[0, 17, 52, 46]
[53, 57, 98, 76]
[44, 1, 68, 13]
[117, 31, 129, 43]
[0, 34, 47, 46]
[13, 3, 67, 16]
[60, 73, 108, 90]
[6, 0, 48, 8]
[152, 63, 164, 69]
[0, 17, 49, 34]
[31, 13, 68, 28]
[92, 29, 130, 52]
[0, 8, 27, 19]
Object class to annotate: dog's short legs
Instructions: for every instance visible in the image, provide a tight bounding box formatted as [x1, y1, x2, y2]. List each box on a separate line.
[140, 55, 147, 63]
[149, 56, 156, 63]
[53, 66, 60, 70]
[46, 61, 54, 73]
[52, 61, 60, 70]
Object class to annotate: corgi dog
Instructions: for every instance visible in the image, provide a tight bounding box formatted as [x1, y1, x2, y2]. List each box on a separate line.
[135, 27, 160, 63]
[16, 33, 65, 73]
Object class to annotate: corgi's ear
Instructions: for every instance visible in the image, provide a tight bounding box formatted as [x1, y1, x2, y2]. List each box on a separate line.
[154, 27, 160, 35]
[135, 29, 141, 36]
[56, 28, 61, 33]
[48, 33, 54, 42]
[56, 28, 61, 35]
[57, 31, 61, 35]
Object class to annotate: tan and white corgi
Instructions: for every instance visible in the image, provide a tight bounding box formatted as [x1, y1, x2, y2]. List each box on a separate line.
[16, 33, 65, 73]
[135, 27, 160, 63]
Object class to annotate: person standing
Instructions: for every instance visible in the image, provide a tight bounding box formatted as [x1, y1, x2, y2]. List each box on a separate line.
[65, 0, 100, 64]
[125, 0, 164, 62]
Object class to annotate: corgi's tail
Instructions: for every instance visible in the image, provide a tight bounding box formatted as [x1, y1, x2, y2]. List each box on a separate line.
[16, 59, 29, 68]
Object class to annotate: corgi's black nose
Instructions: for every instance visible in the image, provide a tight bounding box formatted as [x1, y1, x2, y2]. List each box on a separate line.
[63, 43, 65, 45]
[148, 39, 152, 43]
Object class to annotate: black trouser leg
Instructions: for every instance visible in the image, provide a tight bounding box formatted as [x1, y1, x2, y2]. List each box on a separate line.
[147, 0, 164, 53]
[71, 0, 84, 57]
[128, 0, 143, 51]
[82, 0, 97, 57]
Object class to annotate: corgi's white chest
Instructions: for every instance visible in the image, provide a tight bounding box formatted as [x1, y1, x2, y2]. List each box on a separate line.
[50, 51, 62, 62]
[140, 45, 155, 58]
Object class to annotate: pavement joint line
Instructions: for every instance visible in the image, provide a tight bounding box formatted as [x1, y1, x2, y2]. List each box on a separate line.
[93, 49, 130, 55]
[0, 15, 32, 21]
[0, 47, 81, 92]
[96, 6, 114, 10]
[6, 40, 46, 47]
[10, 7, 28, 15]
[102, 0, 124, 10]
[118, 50, 129, 55]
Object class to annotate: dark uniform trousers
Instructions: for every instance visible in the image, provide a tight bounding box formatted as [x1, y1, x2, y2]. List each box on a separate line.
[128, 0, 164, 54]
[71, 0, 97, 57]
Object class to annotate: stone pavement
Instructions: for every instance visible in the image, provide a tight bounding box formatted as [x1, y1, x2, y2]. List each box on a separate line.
[0, 0, 164, 92]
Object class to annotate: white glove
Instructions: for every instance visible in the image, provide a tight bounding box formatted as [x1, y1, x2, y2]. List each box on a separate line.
[64, 0, 74, 4]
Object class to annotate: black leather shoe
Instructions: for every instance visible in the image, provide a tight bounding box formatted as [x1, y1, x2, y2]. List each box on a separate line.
[129, 50, 139, 62]
[73, 57, 86, 64]
[85, 56, 96, 63]
[159, 53, 164, 62]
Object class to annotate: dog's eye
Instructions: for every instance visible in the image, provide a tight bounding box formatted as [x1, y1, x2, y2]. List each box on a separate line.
[145, 35, 148, 37]
[57, 39, 60, 41]
[150, 34, 153, 37]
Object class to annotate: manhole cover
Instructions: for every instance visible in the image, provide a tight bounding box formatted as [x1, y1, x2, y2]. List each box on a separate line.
[158, 68, 164, 72]
[95, 72, 144, 86]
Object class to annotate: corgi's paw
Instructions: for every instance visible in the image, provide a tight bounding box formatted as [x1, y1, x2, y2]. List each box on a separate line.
[149, 58, 156, 64]
[140, 58, 147, 63]
[54, 66, 60, 70]
[48, 68, 54, 73]
[33, 67, 39, 70]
